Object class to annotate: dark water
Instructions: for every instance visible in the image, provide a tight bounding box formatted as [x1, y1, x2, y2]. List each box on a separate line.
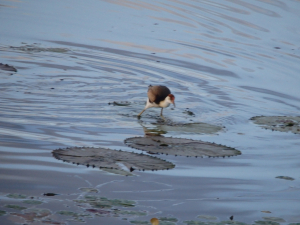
[0, 0, 300, 224]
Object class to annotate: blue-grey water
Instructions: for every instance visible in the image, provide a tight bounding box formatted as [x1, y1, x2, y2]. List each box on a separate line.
[0, 0, 300, 224]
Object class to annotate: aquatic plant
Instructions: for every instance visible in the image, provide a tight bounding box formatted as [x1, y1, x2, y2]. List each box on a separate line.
[125, 136, 241, 157]
[52, 147, 175, 175]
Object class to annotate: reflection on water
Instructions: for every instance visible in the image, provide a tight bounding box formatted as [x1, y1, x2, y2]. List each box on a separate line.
[0, 0, 300, 224]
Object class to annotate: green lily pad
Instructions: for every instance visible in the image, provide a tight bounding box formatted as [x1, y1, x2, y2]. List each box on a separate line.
[75, 196, 136, 209]
[251, 116, 300, 134]
[6, 193, 27, 199]
[254, 221, 280, 225]
[125, 136, 241, 157]
[0, 210, 6, 216]
[5, 204, 27, 210]
[275, 176, 295, 181]
[79, 188, 99, 193]
[198, 215, 218, 220]
[52, 147, 175, 175]
[263, 217, 286, 223]
[10, 44, 68, 53]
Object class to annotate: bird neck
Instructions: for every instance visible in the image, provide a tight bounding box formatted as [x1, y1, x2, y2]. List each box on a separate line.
[159, 99, 171, 108]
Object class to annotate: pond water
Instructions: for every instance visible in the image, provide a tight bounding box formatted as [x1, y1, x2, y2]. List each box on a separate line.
[0, 0, 300, 224]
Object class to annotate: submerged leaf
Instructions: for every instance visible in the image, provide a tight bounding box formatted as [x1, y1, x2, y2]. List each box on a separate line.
[52, 147, 174, 175]
[251, 116, 300, 134]
[125, 136, 241, 157]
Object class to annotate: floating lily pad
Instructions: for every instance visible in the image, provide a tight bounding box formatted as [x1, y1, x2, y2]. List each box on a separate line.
[125, 136, 241, 157]
[251, 116, 300, 134]
[263, 217, 286, 223]
[254, 221, 280, 225]
[52, 147, 175, 175]
[198, 215, 218, 220]
[79, 188, 99, 193]
[0, 63, 17, 72]
[75, 195, 136, 209]
[0, 210, 6, 216]
[6, 193, 27, 199]
[10, 44, 68, 53]
[5, 204, 27, 210]
[275, 176, 295, 181]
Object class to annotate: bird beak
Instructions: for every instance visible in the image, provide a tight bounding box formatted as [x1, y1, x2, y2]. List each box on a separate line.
[172, 101, 176, 108]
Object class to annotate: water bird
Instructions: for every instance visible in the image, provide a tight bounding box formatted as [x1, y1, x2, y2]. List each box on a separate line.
[138, 85, 175, 118]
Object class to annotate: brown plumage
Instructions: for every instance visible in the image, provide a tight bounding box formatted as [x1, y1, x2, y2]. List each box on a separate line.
[138, 85, 175, 117]
[148, 85, 171, 104]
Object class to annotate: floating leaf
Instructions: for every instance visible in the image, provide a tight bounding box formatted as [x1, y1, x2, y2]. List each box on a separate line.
[0, 63, 17, 72]
[275, 176, 295, 181]
[5, 204, 27, 210]
[254, 221, 280, 225]
[198, 215, 218, 220]
[125, 136, 241, 157]
[251, 116, 300, 134]
[0, 210, 6, 216]
[6, 193, 27, 199]
[263, 217, 286, 223]
[79, 188, 99, 193]
[75, 195, 136, 209]
[52, 147, 175, 175]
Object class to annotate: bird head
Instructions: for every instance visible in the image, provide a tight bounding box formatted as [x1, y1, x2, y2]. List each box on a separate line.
[167, 94, 175, 107]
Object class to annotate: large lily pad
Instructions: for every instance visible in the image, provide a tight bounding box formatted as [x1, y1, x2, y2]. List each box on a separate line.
[52, 147, 175, 175]
[251, 116, 300, 134]
[125, 136, 241, 157]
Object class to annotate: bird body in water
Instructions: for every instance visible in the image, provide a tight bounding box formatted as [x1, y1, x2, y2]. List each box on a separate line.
[138, 85, 175, 117]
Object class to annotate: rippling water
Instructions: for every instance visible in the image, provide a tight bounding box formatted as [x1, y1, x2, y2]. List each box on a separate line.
[1, 0, 300, 224]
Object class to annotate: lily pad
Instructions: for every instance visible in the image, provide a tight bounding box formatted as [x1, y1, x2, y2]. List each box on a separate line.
[52, 147, 175, 175]
[6, 193, 27, 199]
[5, 204, 27, 210]
[0, 63, 17, 72]
[198, 215, 218, 220]
[263, 217, 286, 223]
[75, 195, 136, 208]
[79, 188, 99, 193]
[0, 210, 6, 216]
[254, 221, 280, 225]
[10, 44, 68, 53]
[275, 176, 295, 181]
[251, 116, 300, 134]
[125, 136, 241, 157]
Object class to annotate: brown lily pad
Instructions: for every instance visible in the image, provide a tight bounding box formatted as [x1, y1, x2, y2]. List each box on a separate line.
[251, 116, 300, 134]
[52, 147, 175, 175]
[125, 136, 241, 157]
[0, 63, 17, 72]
